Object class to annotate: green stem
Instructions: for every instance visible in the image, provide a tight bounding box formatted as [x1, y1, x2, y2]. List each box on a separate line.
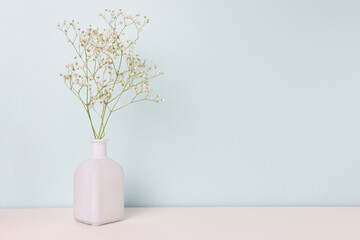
[97, 103, 107, 139]
[86, 109, 97, 138]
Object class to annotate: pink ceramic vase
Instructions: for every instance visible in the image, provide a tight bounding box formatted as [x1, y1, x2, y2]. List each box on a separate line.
[74, 139, 124, 226]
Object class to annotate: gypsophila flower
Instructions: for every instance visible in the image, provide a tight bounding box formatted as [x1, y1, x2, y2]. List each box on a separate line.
[58, 8, 164, 139]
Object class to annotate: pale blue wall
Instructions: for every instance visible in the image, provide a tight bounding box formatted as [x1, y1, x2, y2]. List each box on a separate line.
[1, 0, 360, 208]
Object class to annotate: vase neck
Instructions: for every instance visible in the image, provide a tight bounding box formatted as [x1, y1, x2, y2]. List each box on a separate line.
[91, 139, 108, 158]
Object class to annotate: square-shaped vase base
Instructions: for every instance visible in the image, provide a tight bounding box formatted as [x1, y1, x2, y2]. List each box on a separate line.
[75, 217, 123, 226]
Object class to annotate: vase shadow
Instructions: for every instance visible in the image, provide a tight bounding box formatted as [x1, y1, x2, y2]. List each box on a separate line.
[123, 207, 151, 220]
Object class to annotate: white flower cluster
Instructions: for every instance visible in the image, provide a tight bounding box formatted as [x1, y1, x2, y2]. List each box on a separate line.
[58, 9, 164, 139]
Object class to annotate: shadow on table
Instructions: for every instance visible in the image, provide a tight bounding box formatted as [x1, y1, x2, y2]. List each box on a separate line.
[124, 207, 152, 220]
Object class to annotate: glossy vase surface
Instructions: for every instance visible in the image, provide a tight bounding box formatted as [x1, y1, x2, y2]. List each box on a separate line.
[74, 139, 124, 226]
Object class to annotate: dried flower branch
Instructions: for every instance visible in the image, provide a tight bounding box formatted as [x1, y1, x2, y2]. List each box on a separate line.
[58, 8, 164, 139]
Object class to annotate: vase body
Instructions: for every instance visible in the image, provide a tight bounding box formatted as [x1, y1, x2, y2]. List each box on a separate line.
[74, 139, 124, 226]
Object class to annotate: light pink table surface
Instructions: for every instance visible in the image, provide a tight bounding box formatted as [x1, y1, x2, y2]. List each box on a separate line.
[1, 207, 360, 240]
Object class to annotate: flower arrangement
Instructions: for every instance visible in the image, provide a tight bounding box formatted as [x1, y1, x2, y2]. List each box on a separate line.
[58, 8, 164, 139]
